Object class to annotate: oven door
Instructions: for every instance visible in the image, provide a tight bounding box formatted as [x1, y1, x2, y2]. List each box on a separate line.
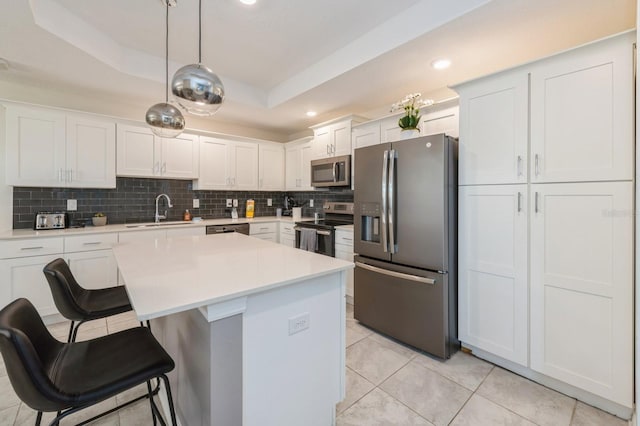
[294, 226, 335, 257]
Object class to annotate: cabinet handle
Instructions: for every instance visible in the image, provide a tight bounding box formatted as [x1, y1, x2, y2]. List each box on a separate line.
[162, 162, 167, 174]
[534, 191, 539, 213]
[341, 237, 353, 242]
[332, 145, 335, 154]
[534, 154, 539, 177]
[326, 145, 330, 155]
[517, 192, 522, 212]
[154, 162, 160, 174]
[517, 156, 522, 177]
[232, 177, 236, 185]
[20, 246, 44, 251]
[82, 242, 102, 246]
[69, 169, 73, 183]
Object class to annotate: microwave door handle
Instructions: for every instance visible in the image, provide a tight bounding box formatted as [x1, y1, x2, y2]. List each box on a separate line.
[332, 162, 337, 182]
[381, 150, 389, 252]
[388, 149, 396, 254]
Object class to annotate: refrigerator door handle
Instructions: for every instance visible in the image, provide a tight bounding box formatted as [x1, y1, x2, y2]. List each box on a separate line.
[381, 150, 389, 252]
[388, 149, 396, 254]
[355, 262, 436, 285]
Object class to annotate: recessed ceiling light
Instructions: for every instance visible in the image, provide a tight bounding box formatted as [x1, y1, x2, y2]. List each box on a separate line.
[306, 111, 317, 117]
[239, 0, 256, 4]
[431, 59, 451, 70]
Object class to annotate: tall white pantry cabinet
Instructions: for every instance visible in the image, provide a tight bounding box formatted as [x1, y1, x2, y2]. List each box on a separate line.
[455, 31, 634, 414]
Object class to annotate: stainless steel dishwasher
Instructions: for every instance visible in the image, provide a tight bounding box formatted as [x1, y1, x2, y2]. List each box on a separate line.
[205, 223, 250, 235]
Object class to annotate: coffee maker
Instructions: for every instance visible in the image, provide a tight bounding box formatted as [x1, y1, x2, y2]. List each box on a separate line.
[283, 196, 297, 216]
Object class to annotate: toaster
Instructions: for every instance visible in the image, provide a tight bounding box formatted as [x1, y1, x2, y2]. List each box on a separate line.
[34, 212, 67, 230]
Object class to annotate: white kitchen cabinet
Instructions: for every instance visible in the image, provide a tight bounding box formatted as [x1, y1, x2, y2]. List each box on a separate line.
[420, 105, 459, 138]
[455, 69, 528, 185]
[279, 222, 296, 247]
[117, 124, 199, 179]
[195, 137, 258, 190]
[285, 138, 314, 191]
[5, 105, 116, 188]
[249, 222, 277, 242]
[352, 122, 380, 150]
[118, 229, 167, 243]
[529, 181, 633, 407]
[258, 143, 285, 190]
[166, 226, 205, 238]
[335, 227, 354, 300]
[529, 34, 633, 183]
[311, 117, 364, 159]
[64, 233, 119, 290]
[458, 185, 528, 366]
[380, 116, 401, 143]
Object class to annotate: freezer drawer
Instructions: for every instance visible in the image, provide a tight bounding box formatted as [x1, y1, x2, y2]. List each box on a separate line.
[353, 256, 457, 359]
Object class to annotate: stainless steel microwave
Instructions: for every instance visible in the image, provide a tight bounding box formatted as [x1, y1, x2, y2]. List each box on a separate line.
[311, 155, 351, 187]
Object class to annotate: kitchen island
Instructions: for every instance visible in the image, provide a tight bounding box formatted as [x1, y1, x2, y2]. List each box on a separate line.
[112, 232, 353, 426]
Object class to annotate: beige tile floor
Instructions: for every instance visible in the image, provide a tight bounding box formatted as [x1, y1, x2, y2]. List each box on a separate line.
[0, 305, 631, 425]
[339, 303, 630, 426]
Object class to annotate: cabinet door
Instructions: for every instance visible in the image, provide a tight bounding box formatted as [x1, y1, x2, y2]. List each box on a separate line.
[67, 250, 118, 290]
[380, 116, 401, 143]
[331, 121, 352, 157]
[116, 124, 158, 177]
[0, 255, 60, 317]
[161, 133, 199, 179]
[196, 137, 232, 190]
[299, 143, 314, 190]
[420, 106, 459, 138]
[285, 145, 301, 190]
[458, 185, 528, 366]
[352, 122, 381, 150]
[457, 70, 528, 185]
[66, 116, 116, 188]
[312, 127, 331, 159]
[118, 229, 166, 243]
[5, 106, 66, 186]
[530, 182, 632, 406]
[530, 35, 633, 183]
[258, 143, 284, 190]
[335, 247, 354, 298]
[233, 142, 258, 190]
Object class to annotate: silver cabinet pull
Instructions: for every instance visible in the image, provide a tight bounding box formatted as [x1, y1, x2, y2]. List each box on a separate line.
[381, 150, 389, 253]
[517, 192, 522, 212]
[341, 237, 353, 241]
[517, 155, 522, 177]
[82, 242, 102, 246]
[20, 246, 44, 251]
[534, 154, 539, 177]
[535, 192, 539, 213]
[355, 262, 435, 285]
[162, 162, 167, 174]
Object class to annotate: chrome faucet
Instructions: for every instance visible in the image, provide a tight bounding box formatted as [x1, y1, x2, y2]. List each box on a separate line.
[155, 193, 173, 223]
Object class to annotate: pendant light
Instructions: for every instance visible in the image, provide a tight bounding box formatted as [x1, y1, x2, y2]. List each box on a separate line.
[145, 0, 185, 138]
[171, 0, 225, 116]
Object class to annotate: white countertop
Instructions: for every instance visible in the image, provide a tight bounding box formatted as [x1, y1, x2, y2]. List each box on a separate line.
[112, 232, 354, 321]
[0, 216, 310, 240]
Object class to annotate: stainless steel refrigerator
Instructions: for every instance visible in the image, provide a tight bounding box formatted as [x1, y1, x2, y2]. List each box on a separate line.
[353, 133, 458, 359]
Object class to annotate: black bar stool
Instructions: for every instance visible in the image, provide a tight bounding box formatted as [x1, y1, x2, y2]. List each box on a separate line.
[0, 298, 178, 426]
[43, 258, 134, 342]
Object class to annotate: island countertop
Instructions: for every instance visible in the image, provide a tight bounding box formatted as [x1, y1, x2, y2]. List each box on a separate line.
[112, 232, 354, 321]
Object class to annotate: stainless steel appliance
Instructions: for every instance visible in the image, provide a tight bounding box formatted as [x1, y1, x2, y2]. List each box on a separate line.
[205, 223, 250, 235]
[311, 155, 351, 188]
[34, 212, 67, 230]
[295, 202, 353, 257]
[282, 196, 297, 216]
[353, 134, 458, 359]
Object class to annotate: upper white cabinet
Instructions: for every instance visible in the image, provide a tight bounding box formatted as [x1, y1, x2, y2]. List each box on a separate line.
[529, 35, 633, 183]
[258, 143, 285, 191]
[116, 124, 199, 179]
[285, 137, 314, 191]
[5, 105, 116, 188]
[352, 122, 381, 150]
[380, 116, 402, 143]
[311, 117, 364, 159]
[529, 182, 633, 406]
[195, 136, 258, 190]
[420, 105, 459, 138]
[455, 70, 528, 185]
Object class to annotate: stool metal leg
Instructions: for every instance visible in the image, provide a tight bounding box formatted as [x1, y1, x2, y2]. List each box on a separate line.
[160, 375, 178, 426]
[146, 380, 158, 426]
[67, 321, 75, 342]
[35, 411, 42, 426]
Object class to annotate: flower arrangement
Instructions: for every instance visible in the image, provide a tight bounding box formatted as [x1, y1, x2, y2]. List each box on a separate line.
[390, 93, 434, 131]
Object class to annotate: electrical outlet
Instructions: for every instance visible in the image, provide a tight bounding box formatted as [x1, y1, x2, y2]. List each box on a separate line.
[267, 198, 272, 206]
[192, 199, 200, 208]
[288, 313, 310, 335]
[226, 199, 232, 208]
[309, 199, 314, 207]
[233, 199, 238, 207]
[66, 199, 77, 211]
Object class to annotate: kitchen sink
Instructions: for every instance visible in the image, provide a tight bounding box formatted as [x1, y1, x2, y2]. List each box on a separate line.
[125, 221, 193, 228]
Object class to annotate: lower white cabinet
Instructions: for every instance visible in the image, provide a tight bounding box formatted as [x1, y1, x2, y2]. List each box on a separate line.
[279, 222, 296, 247]
[67, 250, 118, 290]
[530, 182, 633, 407]
[335, 228, 354, 299]
[250, 222, 278, 242]
[458, 185, 528, 366]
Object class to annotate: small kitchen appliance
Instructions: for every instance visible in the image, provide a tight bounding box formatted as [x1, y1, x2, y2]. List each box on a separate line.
[34, 212, 67, 230]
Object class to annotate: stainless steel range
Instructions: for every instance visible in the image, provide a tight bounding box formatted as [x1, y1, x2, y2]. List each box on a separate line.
[294, 202, 353, 257]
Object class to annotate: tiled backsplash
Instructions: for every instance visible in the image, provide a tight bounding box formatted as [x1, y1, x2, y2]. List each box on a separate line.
[12, 177, 353, 229]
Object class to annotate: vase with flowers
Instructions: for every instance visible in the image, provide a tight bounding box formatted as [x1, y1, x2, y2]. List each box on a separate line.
[391, 93, 434, 139]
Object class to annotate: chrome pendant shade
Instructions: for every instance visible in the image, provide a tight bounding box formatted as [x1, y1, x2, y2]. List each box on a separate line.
[146, 0, 185, 137]
[171, 0, 224, 116]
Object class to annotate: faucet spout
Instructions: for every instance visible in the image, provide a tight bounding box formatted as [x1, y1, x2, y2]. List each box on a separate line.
[155, 194, 173, 223]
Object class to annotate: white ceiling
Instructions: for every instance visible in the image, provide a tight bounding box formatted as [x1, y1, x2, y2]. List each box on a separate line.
[0, 0, 635, 139]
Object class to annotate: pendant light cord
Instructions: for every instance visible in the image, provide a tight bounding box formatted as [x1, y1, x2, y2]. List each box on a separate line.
[165, 1, 169, 103]
[198, 0, 202, 64]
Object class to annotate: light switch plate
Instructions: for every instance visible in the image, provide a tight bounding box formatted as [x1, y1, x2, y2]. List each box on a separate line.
[226, 199, 232, 208]
[232, 199, 238, 207]
[309, 199, 314, 207]
[66, 199, 77, 211]
[193, 199, 200, 208]
[267, 198, 272, 206]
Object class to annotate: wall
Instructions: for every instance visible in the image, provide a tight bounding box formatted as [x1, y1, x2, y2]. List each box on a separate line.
[0, 106, 12, 232]
[12, 178, 353, 229]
